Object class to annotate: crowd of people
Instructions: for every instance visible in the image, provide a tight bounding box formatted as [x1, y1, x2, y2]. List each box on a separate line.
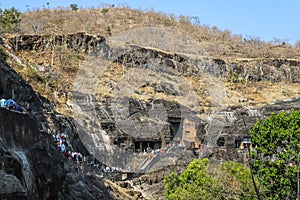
[51, 132, 122, 174]
[0, 98, 24, 112]
[52, 133, 84, 162]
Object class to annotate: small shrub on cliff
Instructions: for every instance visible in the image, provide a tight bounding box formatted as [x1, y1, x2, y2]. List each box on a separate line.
[101, 8, 109, 15]
[162, 18, 172, 27]
[26, 67, 46, 84]
[231, 72, 239, 83]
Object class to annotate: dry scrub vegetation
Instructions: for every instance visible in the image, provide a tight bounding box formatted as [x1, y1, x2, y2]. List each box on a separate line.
[19, 5, 300, 59]
[3, 4, 300, 115]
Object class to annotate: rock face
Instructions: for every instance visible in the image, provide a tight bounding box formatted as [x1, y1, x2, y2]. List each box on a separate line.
[0, 59, 45, 122]
[0, 61, 113, 199]
[0, 170, 26, 199]
[6, 33, 108, 55]
[198, 98, 300, 164]
[1, 32, 300, 199]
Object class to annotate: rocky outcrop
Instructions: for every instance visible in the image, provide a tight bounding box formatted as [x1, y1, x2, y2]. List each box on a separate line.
[0, 170, 26, 199]
[0, 60, 45, 121]
[260, 96, 300, 114]
[110, 43, 300, 83]
[228, 58, 300, 83]
[198, 97, 300, 163]
[0, 61, 113, 199]
[6, 32, 109, 55]
[0, 107, 114, 200]
[3, 33, 300, 85]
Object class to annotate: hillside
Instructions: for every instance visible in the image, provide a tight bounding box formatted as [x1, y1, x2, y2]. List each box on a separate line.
[19, 7, 300, 58]
[7, 7, 297, 109]
[1, 5, 300, 199]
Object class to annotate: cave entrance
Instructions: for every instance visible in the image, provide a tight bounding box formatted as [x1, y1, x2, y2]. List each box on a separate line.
[134, 141, 161, 152]
[168, 117, 181, 140]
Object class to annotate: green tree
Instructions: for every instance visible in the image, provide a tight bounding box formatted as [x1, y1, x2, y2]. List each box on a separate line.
[164, 158, 221, 200]
[70, 4, 79, 11]
[250, 110, 300, 199]
[0, 7, 21, 33]
[219, 161, 257, 199]
[164, 158, 255, 200]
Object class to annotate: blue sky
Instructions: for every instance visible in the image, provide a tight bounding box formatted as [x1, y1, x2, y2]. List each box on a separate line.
[1, 0, 299, 44]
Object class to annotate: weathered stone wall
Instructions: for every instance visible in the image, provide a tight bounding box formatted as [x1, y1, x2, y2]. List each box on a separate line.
[6, 33, 108, 55]
[228, 59, 300, 83]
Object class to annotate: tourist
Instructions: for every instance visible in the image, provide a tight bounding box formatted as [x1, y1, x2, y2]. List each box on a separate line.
[16, 105, 23, 112]
[61, 134, 66, 143]
[0, 98, 6, 107]
[65, 150, 71, 159]
[5, 98, 16, 109]
[60, 143, 66, 153]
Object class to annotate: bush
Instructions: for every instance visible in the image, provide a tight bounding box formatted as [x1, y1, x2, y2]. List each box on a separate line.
[70, 4, 78, 11]
[164, 158, 255, 200]
[0, 7, 21, 33]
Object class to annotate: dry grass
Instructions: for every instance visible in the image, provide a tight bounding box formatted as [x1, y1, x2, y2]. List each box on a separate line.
[19, 6, 300, 60]
[2, 5, 300, 117]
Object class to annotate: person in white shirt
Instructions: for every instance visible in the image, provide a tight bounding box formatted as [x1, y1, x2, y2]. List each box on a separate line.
[0, 98, 6, 107]
[60, 143, 66, 153]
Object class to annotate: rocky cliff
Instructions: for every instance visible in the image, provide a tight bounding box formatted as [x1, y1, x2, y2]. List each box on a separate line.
[0, 60, 114, 199]
[0, 116, 113, 200]
[1, 31, 300, 199]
